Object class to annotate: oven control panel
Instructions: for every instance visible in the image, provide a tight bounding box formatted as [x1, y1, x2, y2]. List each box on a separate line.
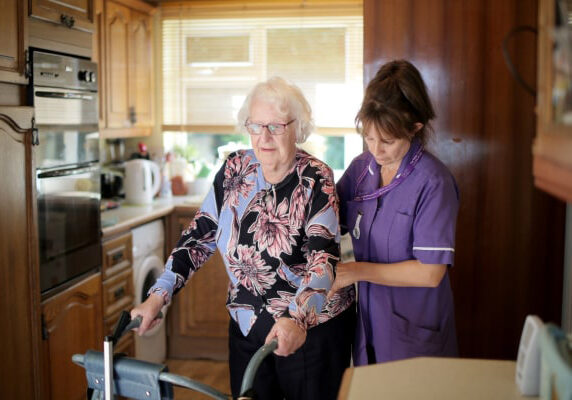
[33, 51, 98, 92]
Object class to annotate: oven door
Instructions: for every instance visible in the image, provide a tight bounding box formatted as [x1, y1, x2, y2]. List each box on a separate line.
[35, 126, 99, 169]
[33, 85, 100, 169]
[37, 163, 101, 294]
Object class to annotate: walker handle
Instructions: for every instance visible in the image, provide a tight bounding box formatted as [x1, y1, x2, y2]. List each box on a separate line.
[111, 310, 164, 344]
[239, 338, 279, 398]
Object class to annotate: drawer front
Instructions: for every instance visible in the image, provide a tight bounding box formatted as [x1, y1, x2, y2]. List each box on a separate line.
[102, 232, 133, 279]
[102, 268, 134, 318]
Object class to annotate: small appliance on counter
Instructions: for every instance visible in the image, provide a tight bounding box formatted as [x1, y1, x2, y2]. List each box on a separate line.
[101, 168, 124, 199]
[539, 323, 572, 400]
[124, 159, 161, 205]
[516, 315, 543, 396]
[107, 138, 126, 164]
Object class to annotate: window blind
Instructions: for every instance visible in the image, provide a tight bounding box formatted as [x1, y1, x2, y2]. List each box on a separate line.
[161, 1, 363, 134]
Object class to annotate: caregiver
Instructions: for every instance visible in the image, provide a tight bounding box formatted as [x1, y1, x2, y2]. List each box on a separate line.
[328, 59, 460, 365]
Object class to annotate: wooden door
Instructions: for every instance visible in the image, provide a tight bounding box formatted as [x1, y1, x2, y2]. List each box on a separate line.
[167, 208, 230, 360]
[105, 1, 130, 129]
[0, 107, 41, 399]
[129, 9, 153, 132]
[30, 0, 93, 31]
[364, 0, 565, 360]
[0, 0, 27, 84]
[41, 273, 103, 400]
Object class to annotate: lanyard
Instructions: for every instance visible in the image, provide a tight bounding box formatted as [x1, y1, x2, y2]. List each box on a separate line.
[351, 143, 424, 240]
[352, 142, 424, 202]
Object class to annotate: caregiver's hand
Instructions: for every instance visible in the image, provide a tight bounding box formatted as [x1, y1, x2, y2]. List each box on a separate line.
[327, 262, 358, 300]
[265, 317, 307, 357]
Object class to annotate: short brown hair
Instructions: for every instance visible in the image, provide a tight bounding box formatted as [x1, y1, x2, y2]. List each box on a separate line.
[356, 60, 435, 145]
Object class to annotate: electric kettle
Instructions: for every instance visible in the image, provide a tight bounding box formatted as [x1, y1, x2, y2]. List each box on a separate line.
[124, 159, 161, 205]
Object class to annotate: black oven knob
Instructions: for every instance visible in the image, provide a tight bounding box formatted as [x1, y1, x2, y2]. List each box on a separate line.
[78, 70, 92, 82]
[78, 70, 87, 81]
[89, 71, 96, 83]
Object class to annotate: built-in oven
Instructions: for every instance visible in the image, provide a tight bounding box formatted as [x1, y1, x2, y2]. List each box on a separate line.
[31, 50, 101, 296]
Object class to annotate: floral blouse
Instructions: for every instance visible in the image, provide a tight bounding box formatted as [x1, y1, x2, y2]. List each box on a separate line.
[150, 149, 355, 336]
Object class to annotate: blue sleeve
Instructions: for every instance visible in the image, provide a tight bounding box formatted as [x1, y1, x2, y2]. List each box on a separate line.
[149, 160, 226, 304]
[289, 165, 340, 330]
[336, 163, 356, 236]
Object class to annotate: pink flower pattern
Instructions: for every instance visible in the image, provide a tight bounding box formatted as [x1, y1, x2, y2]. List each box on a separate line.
[223, 153, 257, 208]
[227, 244, 276, 296]
[267, 290, 295, 318]
[289, 182, 307, 229]
[248, 196, 297, 258]
[160, 149, 355, 336]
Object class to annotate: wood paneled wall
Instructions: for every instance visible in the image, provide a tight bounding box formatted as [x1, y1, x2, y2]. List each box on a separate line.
[364, 0, 565, 359]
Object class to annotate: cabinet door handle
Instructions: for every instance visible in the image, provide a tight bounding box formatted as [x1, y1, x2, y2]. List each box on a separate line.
[114, 287, 126, 300]
[129, 106, 137, 124]
[41, 314, 49, 340]
[112, 250, 125, 264]
[60, 14, 76, 29]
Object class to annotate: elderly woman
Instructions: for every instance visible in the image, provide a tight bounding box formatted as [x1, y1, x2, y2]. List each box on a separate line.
[131, 77, 355, 400]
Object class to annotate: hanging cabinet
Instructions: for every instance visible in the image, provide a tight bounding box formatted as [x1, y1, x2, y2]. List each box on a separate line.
[96, 0, 155, 138]
[29, 0, 94, 32]
[0, 0, 28, 84]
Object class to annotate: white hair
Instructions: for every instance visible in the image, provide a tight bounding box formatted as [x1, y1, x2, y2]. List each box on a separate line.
[237, 76, 314, 143]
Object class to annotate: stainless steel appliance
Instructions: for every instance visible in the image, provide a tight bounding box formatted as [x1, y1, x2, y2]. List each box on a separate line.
[32, 50, 101, 295]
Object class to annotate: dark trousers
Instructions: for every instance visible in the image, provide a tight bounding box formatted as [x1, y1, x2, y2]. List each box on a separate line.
[228, 305, 355, 400]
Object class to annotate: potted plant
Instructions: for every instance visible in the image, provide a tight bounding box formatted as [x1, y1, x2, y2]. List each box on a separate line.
[172, 144, 213, 196]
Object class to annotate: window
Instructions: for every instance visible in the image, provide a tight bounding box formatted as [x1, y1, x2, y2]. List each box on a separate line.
[161, 2, 363, 183]
[187, 34, 252, 65]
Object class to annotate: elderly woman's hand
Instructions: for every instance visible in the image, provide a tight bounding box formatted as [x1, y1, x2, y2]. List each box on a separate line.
[130, 293, 164, 335]
[265, 317, 307, 357]
[327, 262, 357, 300]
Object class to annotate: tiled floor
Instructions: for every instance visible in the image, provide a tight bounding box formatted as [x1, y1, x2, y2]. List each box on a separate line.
[166, 358, 231, 400]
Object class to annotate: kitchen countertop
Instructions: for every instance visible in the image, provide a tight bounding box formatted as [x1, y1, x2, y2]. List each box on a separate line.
[101, 194, 206, 238]
[338, 357, 536, 400]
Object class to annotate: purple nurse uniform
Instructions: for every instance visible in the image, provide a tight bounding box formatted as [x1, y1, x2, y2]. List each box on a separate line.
[337, 140, 460, 366]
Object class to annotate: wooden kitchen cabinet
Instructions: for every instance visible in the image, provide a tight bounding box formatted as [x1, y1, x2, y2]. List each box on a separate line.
[0, 107, 42, 399]
[167, 207, 230, 360]
[534, 0, 572, 202]
[98, 0, 155, 138]
[41, 272, 103, 400]
[0, 0, 28, 84]
[104, 0, 129, 129]
[102, 231, 135, 356]
[129, 8, 154, 129]
[29, 0, 94, 32]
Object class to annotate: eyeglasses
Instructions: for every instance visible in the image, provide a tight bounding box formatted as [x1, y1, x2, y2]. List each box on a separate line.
[245, 119, 296, 136]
